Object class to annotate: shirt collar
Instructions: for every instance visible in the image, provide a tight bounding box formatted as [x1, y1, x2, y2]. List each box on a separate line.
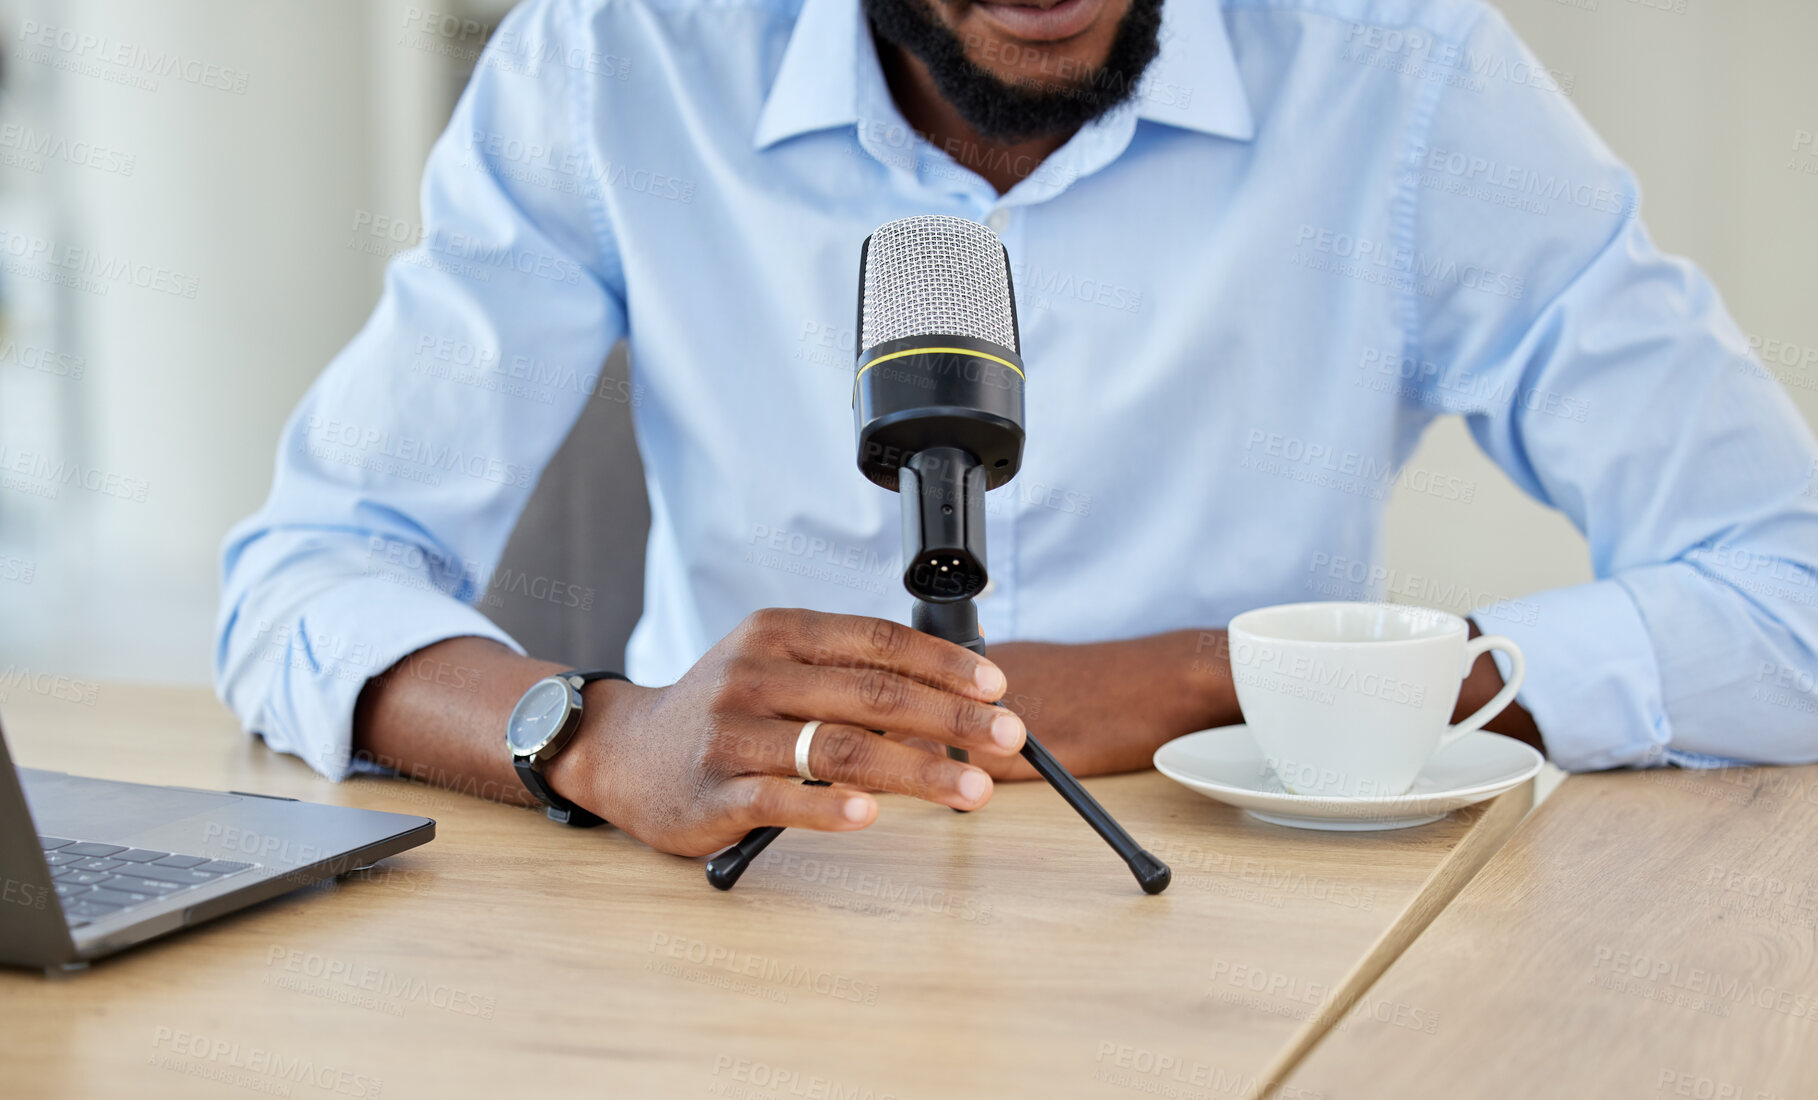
[752, 0, 863, 149]
[1135, 1, 1255, 140]
[753, 0, 1255, 151]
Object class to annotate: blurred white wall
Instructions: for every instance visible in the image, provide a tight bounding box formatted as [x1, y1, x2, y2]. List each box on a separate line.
[0, 0, 1813, 689]
[0, 0, 457, 680]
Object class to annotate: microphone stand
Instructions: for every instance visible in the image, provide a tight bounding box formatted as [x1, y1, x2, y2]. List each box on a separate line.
[708, 215, 1167, 894]
[706, 450, 1171, 895]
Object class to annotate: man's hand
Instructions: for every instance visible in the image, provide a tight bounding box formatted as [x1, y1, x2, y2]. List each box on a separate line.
[355, 609, 1027, 860]
[1457, 619, 1544, 752]
[551, 608, 1026, 856]
[931, 630, 1243, 781]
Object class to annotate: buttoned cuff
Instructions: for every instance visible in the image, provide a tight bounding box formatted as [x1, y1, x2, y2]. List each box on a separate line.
[1475, 579, 1672, 772]
[245, 577, 523, 782]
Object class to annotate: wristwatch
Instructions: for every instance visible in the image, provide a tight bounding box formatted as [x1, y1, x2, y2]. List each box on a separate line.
[506, 669, 628, 826]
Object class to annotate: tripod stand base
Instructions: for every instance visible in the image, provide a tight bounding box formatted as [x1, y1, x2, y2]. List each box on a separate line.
[1128, 849, 1172, 895]
[702, 599, 1171, 894]
[705, 828, 777, 890]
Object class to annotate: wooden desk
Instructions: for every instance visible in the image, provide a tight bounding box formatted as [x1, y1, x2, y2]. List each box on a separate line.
[1, 684, 1531, 1099]
[1288, 766, 1818, 1099]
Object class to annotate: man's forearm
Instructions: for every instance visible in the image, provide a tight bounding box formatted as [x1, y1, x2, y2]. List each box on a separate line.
[982, 620, 1544, 781]
[351, 636, 590, 810]
[348, 612, 1024, 856]
[979, 629, 1242, 780]
[353, 621, 1544, 804]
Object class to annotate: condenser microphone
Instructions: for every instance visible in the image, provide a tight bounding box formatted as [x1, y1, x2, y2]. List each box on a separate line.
[705, 216, 1170, 896]
[854, 214, 1026, 605]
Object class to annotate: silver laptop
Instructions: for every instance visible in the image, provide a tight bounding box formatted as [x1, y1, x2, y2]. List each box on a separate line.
[0, 713, 433, 974]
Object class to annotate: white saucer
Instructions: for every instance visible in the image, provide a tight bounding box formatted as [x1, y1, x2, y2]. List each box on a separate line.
[1152, 725, 1543, 831]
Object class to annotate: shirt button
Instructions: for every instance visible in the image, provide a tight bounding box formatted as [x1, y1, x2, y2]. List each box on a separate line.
[986, 209, 1011, 234]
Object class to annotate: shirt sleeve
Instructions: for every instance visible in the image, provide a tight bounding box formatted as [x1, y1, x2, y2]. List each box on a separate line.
[1409, 6, 1818, 771]
[214, 0, 627, 780]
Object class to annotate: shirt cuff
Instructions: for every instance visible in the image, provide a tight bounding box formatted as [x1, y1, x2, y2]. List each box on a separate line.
[1475, 578, 1672, 772]
[1661, 749, 1746, 770]
[248, 576, 523, 782]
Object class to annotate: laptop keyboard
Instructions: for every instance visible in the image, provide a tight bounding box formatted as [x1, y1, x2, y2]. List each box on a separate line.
[38, 836, 259, 928]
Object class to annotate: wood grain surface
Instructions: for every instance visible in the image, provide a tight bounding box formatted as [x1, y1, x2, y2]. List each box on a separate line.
[1289, 765, 1818, 1099]
[0, 684, 1532, 1100]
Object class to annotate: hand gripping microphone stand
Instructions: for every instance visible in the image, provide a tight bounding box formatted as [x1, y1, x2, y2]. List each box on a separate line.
[706, 216, 1169, 895]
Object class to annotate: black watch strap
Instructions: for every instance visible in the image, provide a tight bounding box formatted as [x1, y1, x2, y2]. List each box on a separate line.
[516, 760, 605, 828]
[516, 669, 628, 828]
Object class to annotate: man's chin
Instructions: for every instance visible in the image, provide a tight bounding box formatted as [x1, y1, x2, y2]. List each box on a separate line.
[865, 0, 1163, 144]
[968, 0, 1112, 44]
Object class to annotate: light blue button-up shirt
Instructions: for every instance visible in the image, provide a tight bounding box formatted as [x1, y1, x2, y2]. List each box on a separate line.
[217, 0, 1818, 781]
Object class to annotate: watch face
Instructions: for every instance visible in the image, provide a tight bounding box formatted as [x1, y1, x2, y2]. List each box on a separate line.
[507, 678, 573, 756]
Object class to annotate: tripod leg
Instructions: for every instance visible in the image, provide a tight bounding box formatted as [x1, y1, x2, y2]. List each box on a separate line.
[705, 779, 832, 890]
[705, 826, 782, 890]
[1018, 733, 1171, 894]
[913, 599, 1169, 894]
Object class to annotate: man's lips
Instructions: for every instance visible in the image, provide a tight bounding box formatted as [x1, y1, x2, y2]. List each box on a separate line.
[971, 0, 1107, 43]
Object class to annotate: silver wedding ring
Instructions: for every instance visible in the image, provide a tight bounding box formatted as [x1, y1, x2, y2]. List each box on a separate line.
[794, 719, 823, 782]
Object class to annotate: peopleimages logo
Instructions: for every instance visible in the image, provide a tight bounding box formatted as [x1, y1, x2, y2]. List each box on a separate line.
[1342, 23, 1575, 97]
[346, 209, 582, 286]
[1790, 129, 1818, 176]
[2, 875, 52, 911]
[0, 339, 85, 380]
[1357, 347, 1590, 422]
[148, 1028, 381, 1097]
[1303, 552, 1542, 629]
[0, 445, 149, 503]
[411, 334, 644, 407]
[1010, 259, 1144, 315]
[710, 1057, 897, 1100]
[0, 230, 199, 299]
[758, 851, 997, 924]
[1406, 143, 1634, 218]
[467, 129, 695, 205]
[647, 932, 880, 1006]
[1231, 638, 1429, 708]
[1590, 945, 1818, 1019]
[0, 555, 36, 585]
[1293, 225, 1525, 301]
[0, 122, 136, 176]
[1240, 429, 1477, 505]
[0, 665, 101, 706]
[302, 416, 531, 489]
[15, 20, 250, 94]
[264, 946, 497, 1020]
[1091, 1040, 1326, 1100]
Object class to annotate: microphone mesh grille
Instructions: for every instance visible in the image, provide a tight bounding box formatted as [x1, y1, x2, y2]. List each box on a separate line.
[860, 215, 1016, 353]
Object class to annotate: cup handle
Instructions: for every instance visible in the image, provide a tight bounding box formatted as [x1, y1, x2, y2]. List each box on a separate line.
[1437, 635, 1526, 751]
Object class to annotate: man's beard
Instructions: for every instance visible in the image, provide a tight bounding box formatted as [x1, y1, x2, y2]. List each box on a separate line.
[862, 0, 1167, 144]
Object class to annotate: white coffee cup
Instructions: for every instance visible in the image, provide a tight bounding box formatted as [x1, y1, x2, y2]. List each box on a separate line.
[1226, 602, 1525, 799]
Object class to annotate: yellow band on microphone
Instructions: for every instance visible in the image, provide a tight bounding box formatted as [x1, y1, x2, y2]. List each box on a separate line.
[851, 346, 1025, 403]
